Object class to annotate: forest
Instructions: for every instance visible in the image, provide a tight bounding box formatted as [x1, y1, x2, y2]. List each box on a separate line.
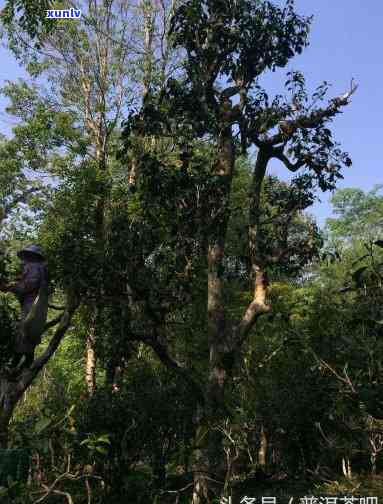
[0, 0, 382, 503]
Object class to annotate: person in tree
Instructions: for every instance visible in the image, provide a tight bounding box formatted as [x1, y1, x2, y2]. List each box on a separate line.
[0, 245, 48, 368]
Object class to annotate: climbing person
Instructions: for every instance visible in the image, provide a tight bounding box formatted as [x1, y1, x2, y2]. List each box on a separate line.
[0, 245, 48, 369]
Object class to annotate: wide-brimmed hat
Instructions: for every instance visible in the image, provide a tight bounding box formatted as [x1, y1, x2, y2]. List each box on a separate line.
[17, 244, 45, 260]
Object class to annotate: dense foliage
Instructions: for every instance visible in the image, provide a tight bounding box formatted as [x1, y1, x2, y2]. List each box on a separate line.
[0, 0, 378, 503]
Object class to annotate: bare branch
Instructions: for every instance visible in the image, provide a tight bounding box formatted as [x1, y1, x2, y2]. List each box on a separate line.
[33, 472, 77, 504]
[311, 351, 357, 395]
[264, 81, 358, 146]
[33, 470, 103, 504]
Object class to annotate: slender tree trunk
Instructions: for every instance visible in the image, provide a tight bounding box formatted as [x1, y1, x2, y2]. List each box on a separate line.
[84, 182, 105, 396]
[342, 456, 352, 479]
[82, 99, 108, 396]
[192, 117, 235, 503]
[258, 425, 268, 469]
[85, 324, 97, 396]
[0, 378, 16, 448]
[80, 1, 111, 397]
[142, 0, 155, 99]
[84, 176, 105, 396]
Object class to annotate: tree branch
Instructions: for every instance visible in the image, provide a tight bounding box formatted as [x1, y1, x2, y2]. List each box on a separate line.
[265, 81, 358, 146]
[15, 294, 80, 396]
[43, 314, 64, 332]
[131, 333, 205, 405]
[220, 86, 240, 99]
[235, 148, 272, 345]
[272, 149, 306, 172]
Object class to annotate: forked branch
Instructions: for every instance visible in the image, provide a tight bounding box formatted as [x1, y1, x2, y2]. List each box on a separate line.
[266, 80, 358, 145]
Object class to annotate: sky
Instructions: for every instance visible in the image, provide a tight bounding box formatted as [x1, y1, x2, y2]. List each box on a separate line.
[263, 0, 383, 225]
[0, 0, 381, 227]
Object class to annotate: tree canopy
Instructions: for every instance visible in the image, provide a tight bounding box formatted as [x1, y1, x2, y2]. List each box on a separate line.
[1, 1, 379, 503]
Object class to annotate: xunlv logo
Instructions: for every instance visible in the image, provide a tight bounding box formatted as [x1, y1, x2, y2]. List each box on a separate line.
[46, 9, 82, 19]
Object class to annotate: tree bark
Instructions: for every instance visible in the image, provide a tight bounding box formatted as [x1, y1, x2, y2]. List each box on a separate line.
[342, 456, 352, 479]
[258, 425, 268, 469]
[84, 51, 108, 394]
[142, 0, 155, 99]
[191, 143, 272, 502]
[85, 323, 97, 396]
[0, 378, 16, 449]
[192, 109, 235, 502]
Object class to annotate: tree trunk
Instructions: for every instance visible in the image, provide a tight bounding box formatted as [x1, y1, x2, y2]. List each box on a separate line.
[142, 0, 155, 99]
[85, 326, 97, 396]
[342, 456, 352, 479]
[80, 6, 110, 398]
[193, 146, 271, 502]
[190, 103, 273, 501]
[83, 160, 105, 396]
[192, 116, 235, 503]
[192, 474, 210, 504]
[0, 377, 16, 449]
[0, 299, 77, 447]
[258, 425, 268, 469]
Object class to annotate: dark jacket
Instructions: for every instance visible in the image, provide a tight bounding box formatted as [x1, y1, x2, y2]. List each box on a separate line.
[9, 261, 48, 353]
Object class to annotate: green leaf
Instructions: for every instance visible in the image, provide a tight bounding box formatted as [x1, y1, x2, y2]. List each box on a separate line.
[96, 435, 111, 445]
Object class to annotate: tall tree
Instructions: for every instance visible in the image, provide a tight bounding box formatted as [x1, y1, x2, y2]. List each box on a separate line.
[2, 0, 180, 395]
[0, 0, 185, 446]
[122, 0, 356, 500]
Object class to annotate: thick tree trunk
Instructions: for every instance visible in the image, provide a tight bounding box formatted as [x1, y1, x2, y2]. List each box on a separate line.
[192, 475, 210, 504]
[192, 116, 235, 503]
[191, 144, 272, 502]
